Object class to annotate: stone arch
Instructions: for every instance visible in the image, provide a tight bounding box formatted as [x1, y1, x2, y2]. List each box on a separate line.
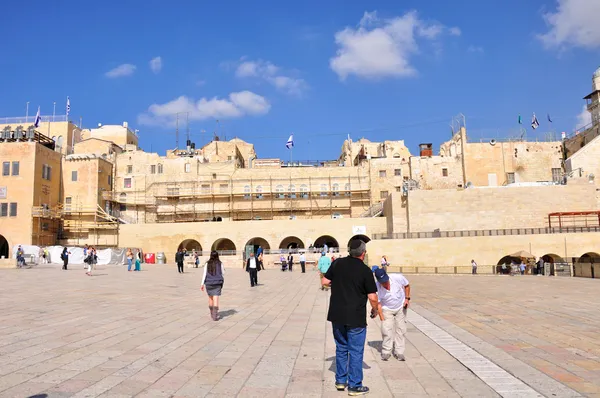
[541, 253, 564, 264]
[279, 236, 305, 250]
[178, 239, 202, 253]
[496, 255, 518, 274]
[0, 234, 8, 259]
[314, 235, 339, 250]
[347, 234, 370, 248]
[245, 237, 270, 253]
[578, 252, 600, 263]
[211, 238, 236, 254]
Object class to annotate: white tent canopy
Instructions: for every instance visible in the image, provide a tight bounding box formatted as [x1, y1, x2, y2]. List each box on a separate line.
[12, 245, 127, 265]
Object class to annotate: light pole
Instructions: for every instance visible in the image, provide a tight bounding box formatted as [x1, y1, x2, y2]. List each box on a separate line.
[26, 102, 30, 122]
[52, 102, 56, 121]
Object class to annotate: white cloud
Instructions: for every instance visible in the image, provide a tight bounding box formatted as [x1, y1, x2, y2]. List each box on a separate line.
[196, 80, 206, 86]
[538, 0, 600, 49]
[329, 10, 457, 80]
[149, 56, 162, 74]
[105, 63, 136, 78]
[576, 104, 592, 129]
[138, 91, 271, 126]
[234, 59, 307, 96]
[467, 45, 484, 54]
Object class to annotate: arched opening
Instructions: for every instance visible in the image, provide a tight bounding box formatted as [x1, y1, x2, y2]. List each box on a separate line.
[0, 235, 8, 259]
[245, 237, 270, 254]
[314, 235, 339, 251]
[577, 252, 600, 263]
[211, 238, 236, 254]
[279, 236, 305, 250]
[496, 255, 519, 274]
[541, 253, 564, 264]
[178, 239, 202, 254]
[347, 235, 370, 248]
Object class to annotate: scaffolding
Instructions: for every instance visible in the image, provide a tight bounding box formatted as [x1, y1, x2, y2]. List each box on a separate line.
[548, 211, 600, 229]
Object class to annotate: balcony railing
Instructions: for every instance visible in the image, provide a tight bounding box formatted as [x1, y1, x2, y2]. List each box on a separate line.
[0, 115, 68, 124]
[373, 226, 600, 240]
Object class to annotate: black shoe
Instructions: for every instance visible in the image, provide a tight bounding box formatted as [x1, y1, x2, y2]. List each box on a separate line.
[335, 383, 347, 391]
[348, 386, 369, 396]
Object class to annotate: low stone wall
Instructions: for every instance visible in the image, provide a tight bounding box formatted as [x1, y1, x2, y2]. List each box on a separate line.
[0, 258, 14, 269]
[387, 265, 494, 274]
[573, 263, 600, 278]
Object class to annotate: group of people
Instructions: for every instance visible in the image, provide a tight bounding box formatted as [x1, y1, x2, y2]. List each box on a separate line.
[321, 240, 410, 396]
[83, 245, 98, 276]
[126, 248, 142, 272]
[279, 252, 307, 272]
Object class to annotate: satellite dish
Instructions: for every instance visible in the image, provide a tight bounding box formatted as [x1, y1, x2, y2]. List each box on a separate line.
[465, 181, 473, 188]
[490, 139, 497, 146]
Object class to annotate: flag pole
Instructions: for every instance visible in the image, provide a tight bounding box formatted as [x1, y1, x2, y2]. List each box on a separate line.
[26, 102, 29, 123]
[52, 102, 56, 122]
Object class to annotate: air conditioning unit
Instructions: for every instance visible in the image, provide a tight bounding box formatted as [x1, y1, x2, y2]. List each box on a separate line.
[332, 213, 343, 219]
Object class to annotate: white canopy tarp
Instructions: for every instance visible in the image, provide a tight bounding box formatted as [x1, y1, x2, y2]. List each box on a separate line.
[12, 245, 127, 265]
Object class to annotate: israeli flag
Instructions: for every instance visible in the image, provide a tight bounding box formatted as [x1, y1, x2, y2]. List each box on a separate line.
[34, 106, 41, 128]
[286, 134, 294, 149]
[531, 113, 540, 130]
[66, 97, 71, 116]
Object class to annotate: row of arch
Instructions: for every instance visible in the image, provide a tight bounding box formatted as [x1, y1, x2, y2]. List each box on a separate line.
[497, 252, 600, 265]
[177, 234, 371, 254]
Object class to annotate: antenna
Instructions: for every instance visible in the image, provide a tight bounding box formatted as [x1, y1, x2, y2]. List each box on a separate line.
[175, 113, 179, 149]
[186, 112, 190, 144]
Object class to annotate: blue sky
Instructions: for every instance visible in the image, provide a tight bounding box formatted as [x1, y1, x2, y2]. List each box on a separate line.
[1, 0, 599, 159]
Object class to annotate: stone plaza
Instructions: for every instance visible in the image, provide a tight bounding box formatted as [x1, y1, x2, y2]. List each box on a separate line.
[0, 265, 598, 397]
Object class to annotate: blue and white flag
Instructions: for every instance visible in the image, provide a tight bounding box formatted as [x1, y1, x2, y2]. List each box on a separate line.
[286, 134, 294, 149]
[531, 113, 540, 130]
[34, 106, 41, 128]
[547, 114, 553, 123]
[66, 97, 71, 117]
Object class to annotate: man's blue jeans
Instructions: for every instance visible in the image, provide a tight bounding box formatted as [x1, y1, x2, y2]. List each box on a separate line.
[332, 323, 367, 388]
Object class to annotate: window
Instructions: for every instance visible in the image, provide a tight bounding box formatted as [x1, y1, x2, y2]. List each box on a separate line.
[380, 191, 389, 199]
[379, 170, 387, 178]
[396, 186, 402, 192]
[256, 185, 263, 199]
[394, 169, 401, 176]
[344, 183, 351, 196]
[119, 193, 126, 202]
[244, 185, 251, 200]
[108, 175, 112, 188]
[150, 165, 156, 174]
[552, 168, 561, 183]
[124, 178, 132, 188]
[185, 163, 191, 173]
[71, 171, 78, 181]
[41, 222, 49, 231]
[300, 184, 308, 199]
[167, 187, 179, 196]
[2, 162, 9, 176]
[320, 184, 328, 197]
[42, 164, 52, 180]
[332, 183, 340, 197]
[442, 168, 448, 177]
[227, 156, 232, 161]
[157, 164, 163, 174]
[507, 172, 515, 184]
[0, 203, 7, 216]
[65, 197, 72, 211]
[220, 184, 228, 193]
[9, 202, 17, 217]
[127, 165, 133, 174]
[201, 184, 210, 193]
[11, 162, 19, 176]
[275, 185, 284, 199]
[288, 184, 296, 199]
[119, 203, 127, 212]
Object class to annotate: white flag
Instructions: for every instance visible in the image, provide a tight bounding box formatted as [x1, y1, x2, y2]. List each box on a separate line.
[286, 134, 294, 149]
[34, 106, 41, 128]
[531, 113, 540, 130]
[66, 97, 71, 117]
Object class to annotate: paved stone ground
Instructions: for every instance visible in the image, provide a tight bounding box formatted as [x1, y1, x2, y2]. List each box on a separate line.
[0, 265, 591, 397]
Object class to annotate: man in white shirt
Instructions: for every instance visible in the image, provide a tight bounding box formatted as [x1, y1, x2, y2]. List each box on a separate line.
[245, 251, 262, 287]
[299, 252, 306, 273]
[471, 259, 477, 275]
[374, 268, 410, 361]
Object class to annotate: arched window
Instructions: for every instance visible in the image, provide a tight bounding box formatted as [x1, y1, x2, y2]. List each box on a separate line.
[244, 185, 251, 200]
[289, 184, 296, 199]
[255, 185, 263, 200]
[275, 184, 284, 199]
[300, 184, 308, 199]
[157, 164, 163, 174]
[332, 183, 340, 197]
[344, 183, 351, 196]
[320, 183, 328, 197]
[119, 192, 127, 202]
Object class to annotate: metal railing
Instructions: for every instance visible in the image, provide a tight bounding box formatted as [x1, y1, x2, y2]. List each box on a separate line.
[0, 115, 68, 124]
[373, 226, 600, 240]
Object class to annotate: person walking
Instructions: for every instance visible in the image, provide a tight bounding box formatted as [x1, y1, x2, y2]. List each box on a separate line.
[299, 251, 306, 273]
[520, 261, 526, 275]
[194, 250, 199, 268]
[246, 251, 262, 287]
[176, 248, 184, 273]
[134, 250, 141, 271]
[86, 247, 97, 276]
[373, 268, 410, 361]
[201, 251, 225, 321]
[126, 248, 133, 272]
[287, 253, 294, 272]
[380, 255, 389, 272]
[61, 247, 70, 270]
[321, 239, 378, 396]
[318, 252, 331, 291]
[43, 247, 49, 264]
[471, 259, 477, 275]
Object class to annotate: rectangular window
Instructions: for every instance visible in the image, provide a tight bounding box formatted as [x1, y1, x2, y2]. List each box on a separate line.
[394, 169, 401, 176]
[0, 203, 7, 216]
[185, 163, 191, 173]
[9, 202, 17, 217]
[227, 156, 232, 161]
[11, 162, 19, 176]
[507, 172, 515, 184]
[379, 170, 387, 178]
[108, 175, 112, 188]
[442, 168, 448, 177]
[124, 178, 132, 188]
[150, 165, 156, 174]
[65, 197, 72, 212]
[2, 162, 9, 176]
[71, 170, 78, 181]
[201, 184, 210, 194]
[127, 165, 133, 174]
[552, 168, 561, 183]
[120, 203, 127, 212]
[157, 164, 163, 174]
[380, 191, 389, 199]
[42, 164, 52, 180]
[41, 222, 49, 231]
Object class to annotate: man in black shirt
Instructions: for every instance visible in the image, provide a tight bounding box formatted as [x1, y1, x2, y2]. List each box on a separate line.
[322, 239, 378, 396]
[175, 248, 184, 274]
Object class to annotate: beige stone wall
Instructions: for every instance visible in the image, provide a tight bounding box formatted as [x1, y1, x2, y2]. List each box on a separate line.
[407, 181, 597, 232]
[0, 121, 79, 155]
[63, 157, 113, 209]
[81, 123, 138, 148]
[367, 231, 600, 268]
[340, 138, 412, 166]
[382, 193, 408, 233]
[118, 217, 387, 265]
[565, 134, 600, 186]
[410, 155, 463, 190]
[74, 138, 122, 158]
